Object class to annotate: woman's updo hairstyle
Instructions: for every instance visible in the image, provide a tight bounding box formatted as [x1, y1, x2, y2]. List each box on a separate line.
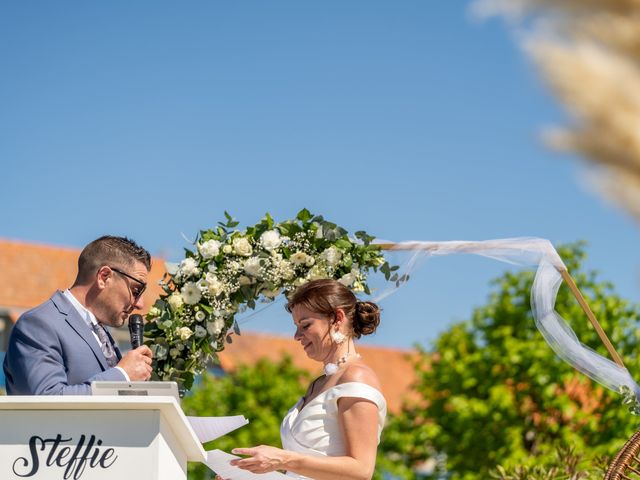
[286, 279, 381, 339]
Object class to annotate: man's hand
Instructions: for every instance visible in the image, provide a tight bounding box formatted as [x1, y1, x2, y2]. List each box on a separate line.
[118, 345, 153, 381]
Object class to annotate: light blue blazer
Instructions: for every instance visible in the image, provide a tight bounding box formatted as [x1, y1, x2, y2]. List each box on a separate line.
[3, 290, 125, 395]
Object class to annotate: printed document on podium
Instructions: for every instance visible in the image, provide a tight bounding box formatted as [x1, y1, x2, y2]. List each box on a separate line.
[204, 450, 288, 479]
[187, 415, 249, 444]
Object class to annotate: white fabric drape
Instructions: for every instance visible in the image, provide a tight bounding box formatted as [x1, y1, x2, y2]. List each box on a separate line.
[375, 237, 640, 398]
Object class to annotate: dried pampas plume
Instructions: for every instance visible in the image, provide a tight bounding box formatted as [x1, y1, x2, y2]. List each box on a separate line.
[472, 0, 640, 222]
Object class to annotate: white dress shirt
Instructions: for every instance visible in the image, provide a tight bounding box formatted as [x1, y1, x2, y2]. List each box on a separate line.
[63, 289, 130, 381]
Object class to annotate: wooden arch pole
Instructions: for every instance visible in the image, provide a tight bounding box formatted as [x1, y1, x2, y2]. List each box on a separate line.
[378, 242, 627, 369]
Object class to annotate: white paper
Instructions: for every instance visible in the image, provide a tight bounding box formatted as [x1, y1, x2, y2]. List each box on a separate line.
[187, 415, 249, 444]
[204, 449, 289, 479]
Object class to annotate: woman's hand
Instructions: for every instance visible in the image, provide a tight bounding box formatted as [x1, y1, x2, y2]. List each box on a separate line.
[230, 445, 292, 473]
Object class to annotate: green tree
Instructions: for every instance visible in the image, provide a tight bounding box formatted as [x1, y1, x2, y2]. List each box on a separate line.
[380, 243, 640, 479]
[182, 356, 310, 480]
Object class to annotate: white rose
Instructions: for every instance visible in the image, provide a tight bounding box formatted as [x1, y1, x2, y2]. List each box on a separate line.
[223, 245, 233, 254]
[232, 237, 253, 256]
[204, 273, 224, 296]
[338, 272, 357, 287]
[178, 257, 200, 278]
[260, 230, 281, 251]
[305, 256, 315, 267]
[243, 257, 262, 277]
[261, 287, 281, 299]
[198, 239, 221, 260]
[177, 327, 193, 341]
[206, 318, 226, 336]
[148, 306, 162, 318]
[290, 251, 308, 266]
[307, 265, 327, 281]
[181, 282, 202, 305]
[167, 292, 184, 311]
[195, 310, 206, 322]
[320, 246, 342, 267]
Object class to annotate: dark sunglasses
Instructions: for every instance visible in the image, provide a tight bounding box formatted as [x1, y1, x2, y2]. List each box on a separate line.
[109, 266, 147, 300]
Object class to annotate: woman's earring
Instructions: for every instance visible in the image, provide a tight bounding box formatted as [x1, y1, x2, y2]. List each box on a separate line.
[331, 329, 346, 344]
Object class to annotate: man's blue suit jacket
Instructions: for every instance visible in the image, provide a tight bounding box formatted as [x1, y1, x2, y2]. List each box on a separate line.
[3, 290, 126, 395]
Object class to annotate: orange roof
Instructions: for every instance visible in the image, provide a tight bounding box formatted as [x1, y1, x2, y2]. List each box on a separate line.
[0, 238, 417, 412]
[0, 238, 166, 312]
[218, 330, 418, 413]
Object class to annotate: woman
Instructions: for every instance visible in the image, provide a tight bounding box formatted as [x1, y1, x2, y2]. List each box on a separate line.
[229, 278, 387, 480]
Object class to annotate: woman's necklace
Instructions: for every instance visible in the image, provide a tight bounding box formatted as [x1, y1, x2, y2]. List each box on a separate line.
[324, 353, 361, 376]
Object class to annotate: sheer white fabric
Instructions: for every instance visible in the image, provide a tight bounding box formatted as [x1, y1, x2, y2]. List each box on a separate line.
[280, 382, 387, 479]
[374, 238, 640, 399]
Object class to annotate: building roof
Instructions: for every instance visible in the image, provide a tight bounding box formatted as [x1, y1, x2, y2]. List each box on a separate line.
[218, 330, 417, 412]
[0, 238, 417, 412]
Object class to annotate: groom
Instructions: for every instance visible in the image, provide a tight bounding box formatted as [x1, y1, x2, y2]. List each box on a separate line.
[3, 235, 154, 395]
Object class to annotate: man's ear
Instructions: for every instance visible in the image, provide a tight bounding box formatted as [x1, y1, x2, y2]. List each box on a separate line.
[96, 266, 111, 290]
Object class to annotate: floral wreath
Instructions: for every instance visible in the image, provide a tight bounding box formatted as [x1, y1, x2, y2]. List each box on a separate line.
[144, 209, 403, 391]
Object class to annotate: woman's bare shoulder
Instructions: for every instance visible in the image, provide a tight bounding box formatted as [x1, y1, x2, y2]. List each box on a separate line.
[337, 362, 382, 391]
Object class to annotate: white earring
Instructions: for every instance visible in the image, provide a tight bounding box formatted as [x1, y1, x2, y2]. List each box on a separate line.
[331, 329, 346, 344]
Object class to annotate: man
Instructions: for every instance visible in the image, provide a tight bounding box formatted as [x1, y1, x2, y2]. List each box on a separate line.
[3, 236, 154, 395]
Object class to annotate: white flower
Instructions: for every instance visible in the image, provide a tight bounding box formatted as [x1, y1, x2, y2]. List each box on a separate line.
[223, 245, 233, 254]
[165, 262, 179, 275]
[307, 265, 327, 281]
[290, 251, 308, 266]
[167, 292, 184, 311]
[232, 237, 253, 256]
[194, 325, 207, 338]
[178, 257, 200, 278]
[352, 281, 365, 293]
[177, 327, 193, 341]
[261, 287, 281, 299]
[305, 256, 315, 267]
[170, 348, 180, 358]
[243, 257, 262, 277]
[260, 230, 281, 251]
[198, 239, 221, 260]
[338, 272, 357, 287]
[207, 263, 218, 273]
[148, 306, 162, 318]
[181, 282, 202, 305]
[195, 310, 206, 322]
[320, 246, 342, 267]
[206, 318, 226, 336]
[204, 273, 224, 296]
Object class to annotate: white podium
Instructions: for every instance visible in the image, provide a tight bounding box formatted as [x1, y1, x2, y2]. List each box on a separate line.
[0, 396, 206, 480]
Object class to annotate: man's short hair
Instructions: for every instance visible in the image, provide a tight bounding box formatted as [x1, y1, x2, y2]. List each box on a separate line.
[75, 236, 151, 284]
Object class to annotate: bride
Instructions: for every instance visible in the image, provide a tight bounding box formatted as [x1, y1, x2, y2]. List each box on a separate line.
[228, 278, 387, 480]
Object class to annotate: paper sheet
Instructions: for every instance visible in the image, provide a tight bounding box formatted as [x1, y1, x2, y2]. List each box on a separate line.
[187, 415, 249, 444]
[204, 449, 289, 479]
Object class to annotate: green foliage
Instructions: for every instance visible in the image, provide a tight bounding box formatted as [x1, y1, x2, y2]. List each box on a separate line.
[490, 446, 608, 480]
[182, 356, 310, 480]
[380, 243, 640, 479]
[145, 209, 399, 391]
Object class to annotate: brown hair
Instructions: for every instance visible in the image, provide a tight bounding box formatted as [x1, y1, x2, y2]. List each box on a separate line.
[75, 235, 151, 284]
[285, 279, 381, 339]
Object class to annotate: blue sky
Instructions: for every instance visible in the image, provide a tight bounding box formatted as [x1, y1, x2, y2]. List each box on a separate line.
[2, 1, 639, 350]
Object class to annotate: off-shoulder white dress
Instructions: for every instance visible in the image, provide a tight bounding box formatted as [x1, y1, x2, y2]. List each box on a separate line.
[280, 382, 387, 479]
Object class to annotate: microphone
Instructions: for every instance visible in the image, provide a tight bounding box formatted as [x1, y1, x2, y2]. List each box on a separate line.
[128, 314, 144, 349]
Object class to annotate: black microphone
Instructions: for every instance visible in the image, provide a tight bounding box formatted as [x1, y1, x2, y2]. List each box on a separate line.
[128, 314, 144, 349]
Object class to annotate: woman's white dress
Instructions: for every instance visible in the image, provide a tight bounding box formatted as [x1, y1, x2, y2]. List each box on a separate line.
[280, 382, 387, 479]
